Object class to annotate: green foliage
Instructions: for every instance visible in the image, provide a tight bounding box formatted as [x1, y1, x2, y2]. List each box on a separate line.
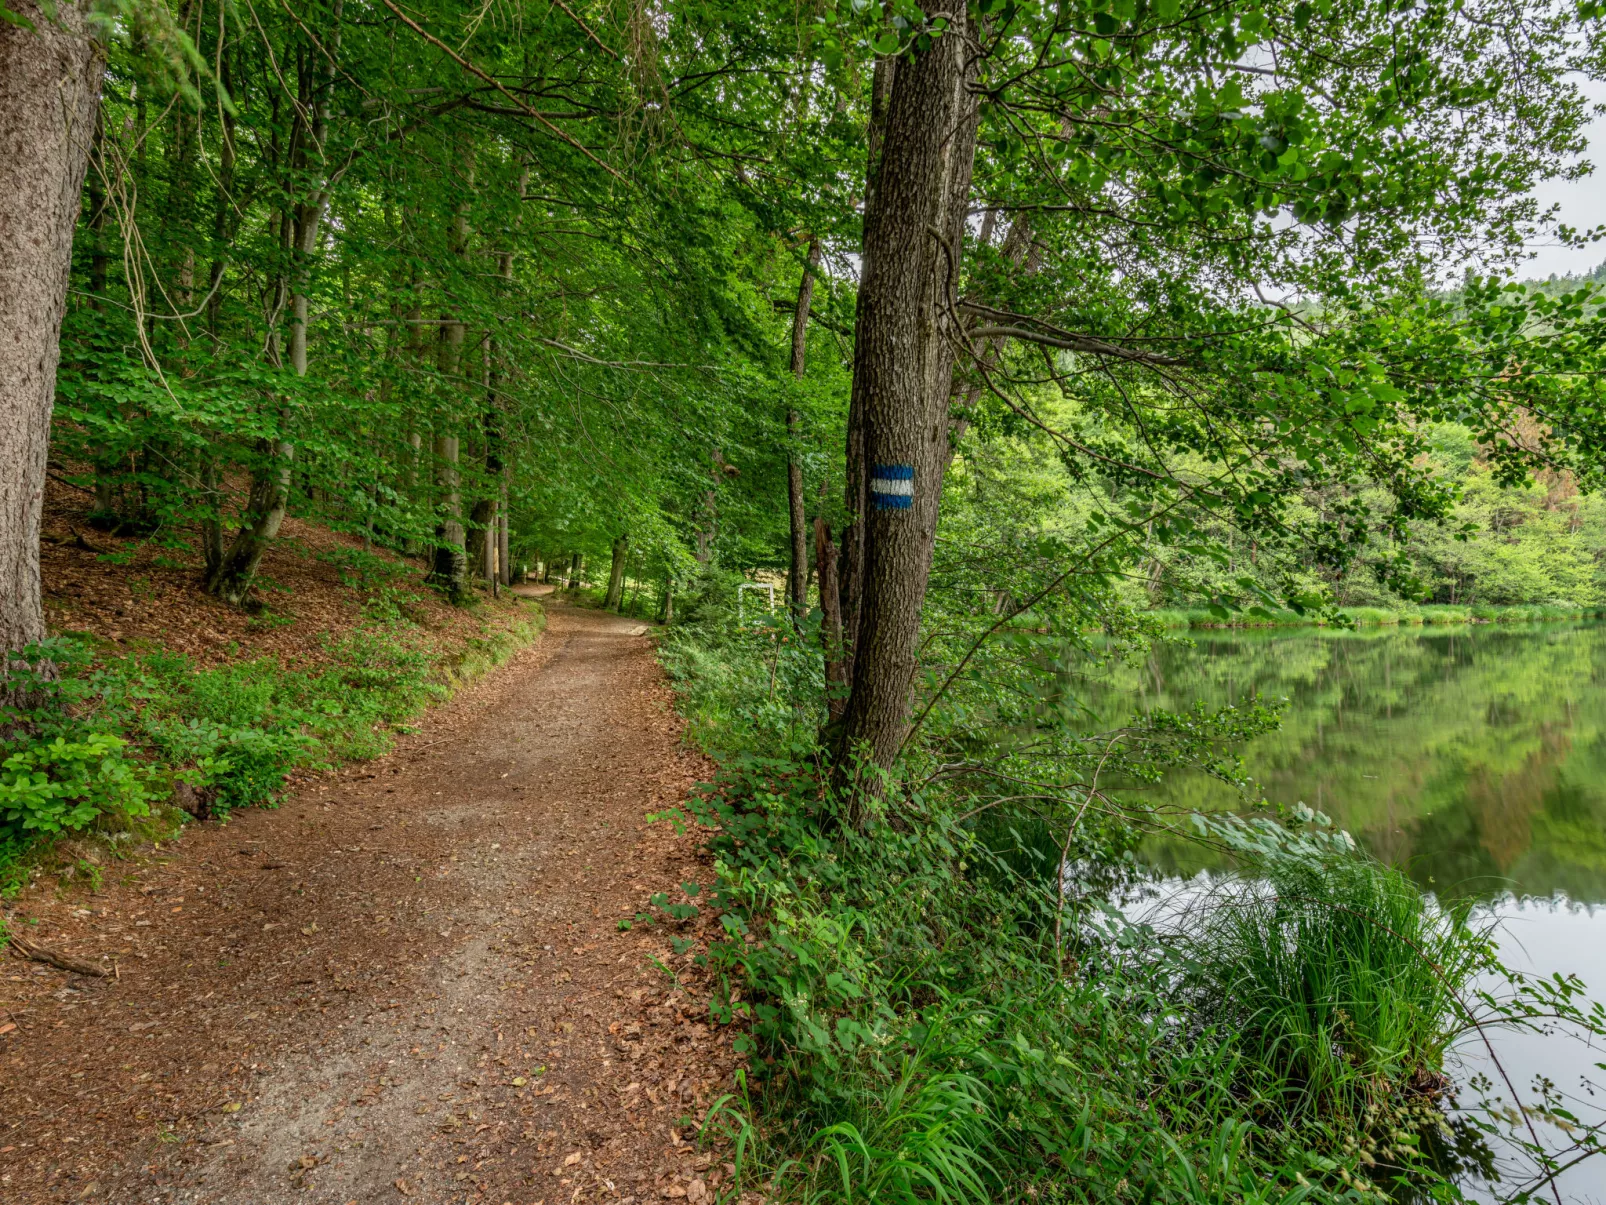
[661, 602, 1537, 1202]
[1180, 816, 1485, 1127]
[0, 606, 539, 864]
[0, 733, 150, 837]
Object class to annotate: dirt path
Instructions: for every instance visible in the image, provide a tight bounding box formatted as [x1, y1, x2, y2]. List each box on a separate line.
[0, 602, 741, 1205]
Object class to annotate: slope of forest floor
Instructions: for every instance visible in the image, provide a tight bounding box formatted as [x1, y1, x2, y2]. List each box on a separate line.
[1, 602, 740, 1204]
[36, 478, 512, 670]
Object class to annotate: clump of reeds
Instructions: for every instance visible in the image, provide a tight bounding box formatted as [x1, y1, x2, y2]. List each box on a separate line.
[1176, 838, 1485, 1127]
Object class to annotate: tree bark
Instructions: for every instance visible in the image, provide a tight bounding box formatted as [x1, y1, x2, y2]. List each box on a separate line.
[786, 239, 821, 622]
[207, 5, 342, 606]
[815, 516, 849, 720]
[659, 572, 675, 624]
[695, 451, 721, 565]
[497, 476, 510, 587]
[287, 0, 342, 378]
[836, 15, 979, 782]
[467, 496, 494, 585]
[206, 433, 294, 605]
[0, 0, 100, 662]
[428, 432, 466, 598]
[834, 53, 898, 687]
[605, 534, 629, 610]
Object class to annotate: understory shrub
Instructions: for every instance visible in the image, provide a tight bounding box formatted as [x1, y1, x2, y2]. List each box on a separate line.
[661, 596, 1606, 1204]
[0, 603, 541, 860]
[0, 732, 150, 836]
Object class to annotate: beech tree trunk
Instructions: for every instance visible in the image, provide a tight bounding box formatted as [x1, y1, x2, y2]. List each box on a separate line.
[605, 534, 630, 610]
[659, 572, 675, 624]
[497, 478, 510, 587]
[837, 16, 979, 782]
[429, 143, 473, 600]
[428, 432, 466, 597]
[206, 434, 294, 605]
[207, 7, 341, 606]
[786, 239, 821, 622]
[467, 496, 494, 585]
[0, 1, 100, 662]
[815, 516, 849, 719]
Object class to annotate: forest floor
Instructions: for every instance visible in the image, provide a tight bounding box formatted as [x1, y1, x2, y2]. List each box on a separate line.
[0, 600, 746, 1205]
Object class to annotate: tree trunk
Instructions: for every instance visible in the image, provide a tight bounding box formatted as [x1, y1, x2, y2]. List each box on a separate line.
[467, 496, 493, 586]
[815, 516, 849, 720]
[832, 52, 899, 685]
[207, 6, 341, 606]
[0, 0, 100, 663]
[429, 433, 466, 598]
[625, 553, 643, 616]
[429, 141, 473, 600]
[200, 456, 225, 581]
[605, 534, 630, 610]
[567, 551, 583, 590]
[695, 451, 721, 565]
[497, 477, 510, 587]
[659, 572, 675, 624]
[836, 15, 978, 783]
[287, 0, 341, 379]
[206, 431, 294, 605]
[786, 238, 822, 622]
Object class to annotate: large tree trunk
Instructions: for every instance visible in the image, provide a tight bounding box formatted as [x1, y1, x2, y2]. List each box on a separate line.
[0, 1, 100, 663]
[786, 239, 821, 621]
[605, 534, 629, 610]
[834, 53, 901, 683]
[836, 17, 979, 783]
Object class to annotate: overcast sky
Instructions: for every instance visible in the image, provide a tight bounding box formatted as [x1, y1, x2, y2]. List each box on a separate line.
[1520, 75, 1606, 280]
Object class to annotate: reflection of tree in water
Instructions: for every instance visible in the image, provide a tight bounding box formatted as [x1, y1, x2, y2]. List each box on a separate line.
[1465, 721, 1572, 874]
[1087, 627, 1606, 903]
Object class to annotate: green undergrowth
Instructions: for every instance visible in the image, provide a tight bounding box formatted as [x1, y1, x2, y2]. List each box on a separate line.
[0, 598, 542, 893]
[654, 593, 1602, 1204]
[1148, 603, 1605, 630]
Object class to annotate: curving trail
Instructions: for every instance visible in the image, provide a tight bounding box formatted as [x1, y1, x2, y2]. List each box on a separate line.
[0, 602, 740, 1205]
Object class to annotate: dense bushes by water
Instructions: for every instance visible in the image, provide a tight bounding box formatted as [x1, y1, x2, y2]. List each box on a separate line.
[653, 591, 1583, 1203]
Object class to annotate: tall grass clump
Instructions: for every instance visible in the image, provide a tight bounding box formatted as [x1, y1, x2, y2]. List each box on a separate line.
[1339, 606, 1401, 627]
[1144, 607, 1198, 629]
[1175, 830, 1484, 1127]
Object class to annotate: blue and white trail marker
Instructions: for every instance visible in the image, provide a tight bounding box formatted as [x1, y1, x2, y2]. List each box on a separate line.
[871, 464, 914, 511]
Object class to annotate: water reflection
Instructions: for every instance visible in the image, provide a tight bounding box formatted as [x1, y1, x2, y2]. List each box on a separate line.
[1088, 624, 1606, 905]
[1087, 624, 1606, 1201]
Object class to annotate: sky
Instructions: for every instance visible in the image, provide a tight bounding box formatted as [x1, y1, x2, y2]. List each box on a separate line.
[1519, 75, 1606, 280]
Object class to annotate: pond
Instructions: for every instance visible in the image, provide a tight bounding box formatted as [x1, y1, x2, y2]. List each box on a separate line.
[1094, 623, 1606, 1202]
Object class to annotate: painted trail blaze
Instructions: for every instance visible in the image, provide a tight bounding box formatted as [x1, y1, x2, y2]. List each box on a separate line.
[871, 464, 914, 510]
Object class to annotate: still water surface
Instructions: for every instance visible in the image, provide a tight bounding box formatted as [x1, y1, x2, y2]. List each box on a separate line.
[1097, 624, 1606, 1201]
